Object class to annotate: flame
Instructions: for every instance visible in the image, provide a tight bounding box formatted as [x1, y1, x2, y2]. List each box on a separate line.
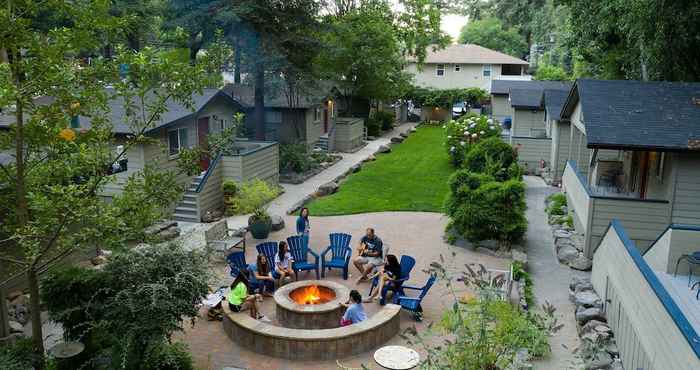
[300, 285, 321, 305]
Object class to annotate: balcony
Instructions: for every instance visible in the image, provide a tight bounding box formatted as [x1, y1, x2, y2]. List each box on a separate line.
[563, 161, 671, 257]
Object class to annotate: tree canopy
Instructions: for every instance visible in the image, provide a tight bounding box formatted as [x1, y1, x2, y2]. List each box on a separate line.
[458, 17, 528, 58]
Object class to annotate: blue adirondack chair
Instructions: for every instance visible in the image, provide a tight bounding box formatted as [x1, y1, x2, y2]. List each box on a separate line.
[287, 235, 320, 280]
[369, 255, 416, 305]
[393, 274, 437, 321]
[256, 241, 278, 275]
[321, 233, 352, 279]
[226, 251, 248, 278]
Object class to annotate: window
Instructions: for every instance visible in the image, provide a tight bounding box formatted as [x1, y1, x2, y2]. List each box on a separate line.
[168, 128, 188, 157]
[483, 64, 492, 77]
[454, 64, 461, 72]
[436, 64, 445, 76]
[314, 107, 322, 121]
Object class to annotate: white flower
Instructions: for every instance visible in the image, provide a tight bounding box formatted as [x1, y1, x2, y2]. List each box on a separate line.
[447, 135, 452, 139]
[460, 141, 466, 146]
[471, 133, 478, 138]
[480, 130, 485, 135]
[487, 119, 493, 124]
[464, 131, 470, 135]
[450, 146, 456, 151]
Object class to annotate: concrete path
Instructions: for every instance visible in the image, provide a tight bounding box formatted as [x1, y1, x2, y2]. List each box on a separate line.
[525, 176, 589, 369]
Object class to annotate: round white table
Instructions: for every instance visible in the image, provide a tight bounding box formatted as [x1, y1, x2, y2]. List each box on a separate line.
[374, 345, 420, 369]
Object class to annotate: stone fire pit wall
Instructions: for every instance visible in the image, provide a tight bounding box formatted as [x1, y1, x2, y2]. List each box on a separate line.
[274, 280, 349, 329]
[222, 304, 401, 360]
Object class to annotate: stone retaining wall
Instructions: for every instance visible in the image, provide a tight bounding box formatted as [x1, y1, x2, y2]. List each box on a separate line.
[222, 304, 401, 360]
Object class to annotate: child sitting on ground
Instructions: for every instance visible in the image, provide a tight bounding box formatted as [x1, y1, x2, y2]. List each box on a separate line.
[340, 290, 367, 326]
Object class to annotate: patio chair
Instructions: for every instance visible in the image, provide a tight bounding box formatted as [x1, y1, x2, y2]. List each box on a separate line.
[287, 235, 320, 280]
[204, 219, 246, 261]
[392, 274, 437, 321]
[256, 241, 280, 279]
[226, 251, 248, 278]
[369, 255, 416, 305]
[321, 233, 353, 279]
[674, 251, 700, 287]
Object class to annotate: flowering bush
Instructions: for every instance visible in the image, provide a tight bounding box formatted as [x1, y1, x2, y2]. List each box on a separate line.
[444, 114, 501, 167]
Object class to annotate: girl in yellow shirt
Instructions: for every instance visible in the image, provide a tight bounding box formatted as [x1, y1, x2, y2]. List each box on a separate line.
[228, 270, 264, 320]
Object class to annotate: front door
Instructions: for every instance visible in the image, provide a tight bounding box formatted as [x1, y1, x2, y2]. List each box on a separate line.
[323, 103, 329, 133]
[197, 117, 210, 171]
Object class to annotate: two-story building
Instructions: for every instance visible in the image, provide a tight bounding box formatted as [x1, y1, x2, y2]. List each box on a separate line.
[559, 79, 700, 257]
[404, 44, 530, 92]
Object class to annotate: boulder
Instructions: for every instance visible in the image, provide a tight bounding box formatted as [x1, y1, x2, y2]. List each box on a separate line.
[585, 351, 613, 370]
[145, 221, 177, 236]
[553, 229, 573, 239]
[390, 136, 404, 143]
[400, 132, 409, 138]
[377, 145, 391, 153]
[410, 128, 417, 133]
[557, 245, 579, 264]
[570, 255, 593, 271]
[270, 215, 285, 231]
[157, 226, 181, 241]
[350, 164, 361, 173]
[202, 209, 224, 223]
[555, 237, 576, 251]
[575, 291, 602, 309]
[570, 276, 591, 291]
[574, 280, 595, 293]
[576, 307, 606, 325]
[580, 319, 609, 336]
[317, 182, 339, 196]
[511, 250, 528, 270]
[9, 320, 23, 334]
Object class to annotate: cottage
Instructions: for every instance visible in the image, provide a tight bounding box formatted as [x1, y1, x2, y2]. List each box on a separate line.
[560, 79, 700, 257]
[404, 44, 530, 92]
[592, 220, 700, 370]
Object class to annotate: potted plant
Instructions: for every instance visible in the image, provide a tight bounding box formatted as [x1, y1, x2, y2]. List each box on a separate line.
[248, 207, 272, 239]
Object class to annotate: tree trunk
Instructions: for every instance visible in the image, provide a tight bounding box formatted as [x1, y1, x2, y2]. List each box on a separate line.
[234, 38, 242, 84]
[188, 32, 203, 65]
[27, 268, 45, 369]
[0, 288, 9, 338]
[254, 59, 265, 140]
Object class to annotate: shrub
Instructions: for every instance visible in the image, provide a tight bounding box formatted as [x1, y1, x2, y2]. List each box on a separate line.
[444, 170, 527, 249]
[365, 116, 381, 137]
[142, 341, 195, 370]
[545, 192, 567, 216]
[464, 136, 518, 180]
[444, 114, 501, 167]
[0, 338, 37, 370]
[373, 110, 395, 131]
[222, 180, 238, 196]
[512, 261, 534, 307]
[225, 179, 281, 215]
[280, 143, 313, 173]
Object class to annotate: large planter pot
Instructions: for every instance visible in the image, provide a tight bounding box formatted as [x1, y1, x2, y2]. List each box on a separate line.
[248, 219, 272, 239]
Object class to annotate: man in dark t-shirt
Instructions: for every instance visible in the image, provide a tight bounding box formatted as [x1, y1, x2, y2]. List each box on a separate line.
[353, 228, 384, 283]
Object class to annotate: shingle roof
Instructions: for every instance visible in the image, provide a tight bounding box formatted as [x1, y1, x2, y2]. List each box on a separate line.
[509, 88, 545, 109]
[0, 88, 234, 134]
[491, 80, 572, 95]
[562, 79, 700, 151]
[222, 83, 328, 109]
[410, 44, 528, 65]
[543, 89, 570, 121]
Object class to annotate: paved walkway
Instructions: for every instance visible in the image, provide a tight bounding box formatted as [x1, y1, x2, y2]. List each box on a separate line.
[525, 176, 589, 369]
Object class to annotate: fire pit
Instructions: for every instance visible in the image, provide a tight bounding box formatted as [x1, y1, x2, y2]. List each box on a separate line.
[275, 280, 350, 329]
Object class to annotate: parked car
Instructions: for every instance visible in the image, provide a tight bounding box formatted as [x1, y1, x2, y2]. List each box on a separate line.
[452, 102, 468, 118]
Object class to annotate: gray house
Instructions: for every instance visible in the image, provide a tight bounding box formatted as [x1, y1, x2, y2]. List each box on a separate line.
[560, 79, 700, 257]
[543, 88, 572, 184]
[490, 80, 571, 173]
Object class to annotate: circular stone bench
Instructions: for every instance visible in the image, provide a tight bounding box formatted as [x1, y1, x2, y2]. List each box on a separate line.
[222, 303, 401, 360]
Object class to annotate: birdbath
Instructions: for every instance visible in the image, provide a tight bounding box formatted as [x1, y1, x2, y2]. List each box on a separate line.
[49, 341, 85, 370]
[374, 345, 420, 369]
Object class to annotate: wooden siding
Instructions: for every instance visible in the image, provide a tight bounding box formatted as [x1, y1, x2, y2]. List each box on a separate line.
[512, 109, 545, 137]
[511, 137, 551, 174]
[197, 159, 223, 218]
[333, 117, 364, 152]
[671, 153, 700, 225]
[588, 198, 671, 256]
[592, 225, 700, 370]
[490, 95, 512, 123]
[221, 143, 279, 184]
[549, 119, 571, 183]
[563, 162, 591, 234]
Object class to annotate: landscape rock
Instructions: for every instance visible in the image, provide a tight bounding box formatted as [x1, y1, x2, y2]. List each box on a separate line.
[10, 303, 29, 325]
[8, 320, 23, 334]
[400, 132, 409, 138]
[410, 128, 417, 133]
[377, 145, 391, 153]
[270, 215, 285, 231]
[366, 136, 377, 141]
[553, 229, 573, 239]
[157, 226, 181, 241]
[511, 250, 528, 270]
[585, 351, 613, 370]
[145, 221, 177, 236]
[390, 136, 404, 143]
[579, 319, 608, 336]
[574, 280, 595, 293]
[557, 245, 579, 264]
[576, 307, 606, 325]
[555, 237, 576, 251]
[570, 276, 591, 291]
[317, 182, 339, 196]
[570, 255, 593, 271]
[350, 164, 361, 173]
[201, 209, 224, 223]
[575, 291, 603, 309]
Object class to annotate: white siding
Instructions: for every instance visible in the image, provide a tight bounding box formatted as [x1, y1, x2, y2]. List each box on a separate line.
[593, 226, 700, 370]
[406, 62, 502, 90]
[563, 162, 592, 233]
[644, 229, 671, 272]
[511, 137, 551, 174]
[512, 109, 545, 137]
[549, 119, 571, 183]
[671, 153, 700, 225]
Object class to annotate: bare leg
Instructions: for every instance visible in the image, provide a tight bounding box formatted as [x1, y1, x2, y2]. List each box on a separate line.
[368, 275, 387, 300]
[353, 257, 366, 273]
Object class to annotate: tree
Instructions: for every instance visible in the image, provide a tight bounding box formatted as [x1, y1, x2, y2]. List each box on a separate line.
[0, 3, 224, 367]
[458, 17, 528, 58]
[163, 0, 221, 64]
[534, 63, 571, 80]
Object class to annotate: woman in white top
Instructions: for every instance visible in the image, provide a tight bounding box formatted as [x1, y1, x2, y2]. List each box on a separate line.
[274, 240, 295, 285]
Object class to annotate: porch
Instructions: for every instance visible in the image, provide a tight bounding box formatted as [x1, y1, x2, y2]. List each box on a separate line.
[563, 160, 671, 257]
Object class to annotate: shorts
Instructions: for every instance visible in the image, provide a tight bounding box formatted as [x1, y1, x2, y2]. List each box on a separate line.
[356, 256, 383, 267]
[228, 301, 251, 312]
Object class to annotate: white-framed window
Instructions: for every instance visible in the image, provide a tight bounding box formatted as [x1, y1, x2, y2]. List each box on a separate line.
[314, 107, 322, 121]
[168, 127, 188, 157]
[436, 64, 445, 76]
[483, 64, 492, 77]
[454, 64, 461, 72]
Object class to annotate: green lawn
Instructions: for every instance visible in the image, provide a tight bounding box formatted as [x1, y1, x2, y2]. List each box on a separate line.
[307, 126, 452, 216]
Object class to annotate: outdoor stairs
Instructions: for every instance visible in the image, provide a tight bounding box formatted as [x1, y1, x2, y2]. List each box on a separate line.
[314, 134, 329, 151]
[172, 174, 204, 223]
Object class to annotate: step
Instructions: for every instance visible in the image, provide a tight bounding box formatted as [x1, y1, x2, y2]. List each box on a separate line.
[179, 199, 197, 207]
[174, 207, 198, 216]
[172, 213, 199, 223]
[182, 194, 197, 201]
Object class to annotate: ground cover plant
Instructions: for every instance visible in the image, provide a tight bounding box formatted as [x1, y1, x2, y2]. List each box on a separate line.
[306, 126, 452, 215]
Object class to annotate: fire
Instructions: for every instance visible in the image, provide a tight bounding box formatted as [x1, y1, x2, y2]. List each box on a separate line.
[299, 285, 322, 305]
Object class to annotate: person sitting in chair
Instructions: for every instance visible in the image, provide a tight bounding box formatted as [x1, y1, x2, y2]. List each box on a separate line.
[249, 254, 275, 296]
[274, 241, 295, 285]
[364, 254, 401, 303]
[353, 228, 383, 284]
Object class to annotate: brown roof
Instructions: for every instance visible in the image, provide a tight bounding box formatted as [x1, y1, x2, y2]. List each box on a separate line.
[411, 44, 528, 65]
